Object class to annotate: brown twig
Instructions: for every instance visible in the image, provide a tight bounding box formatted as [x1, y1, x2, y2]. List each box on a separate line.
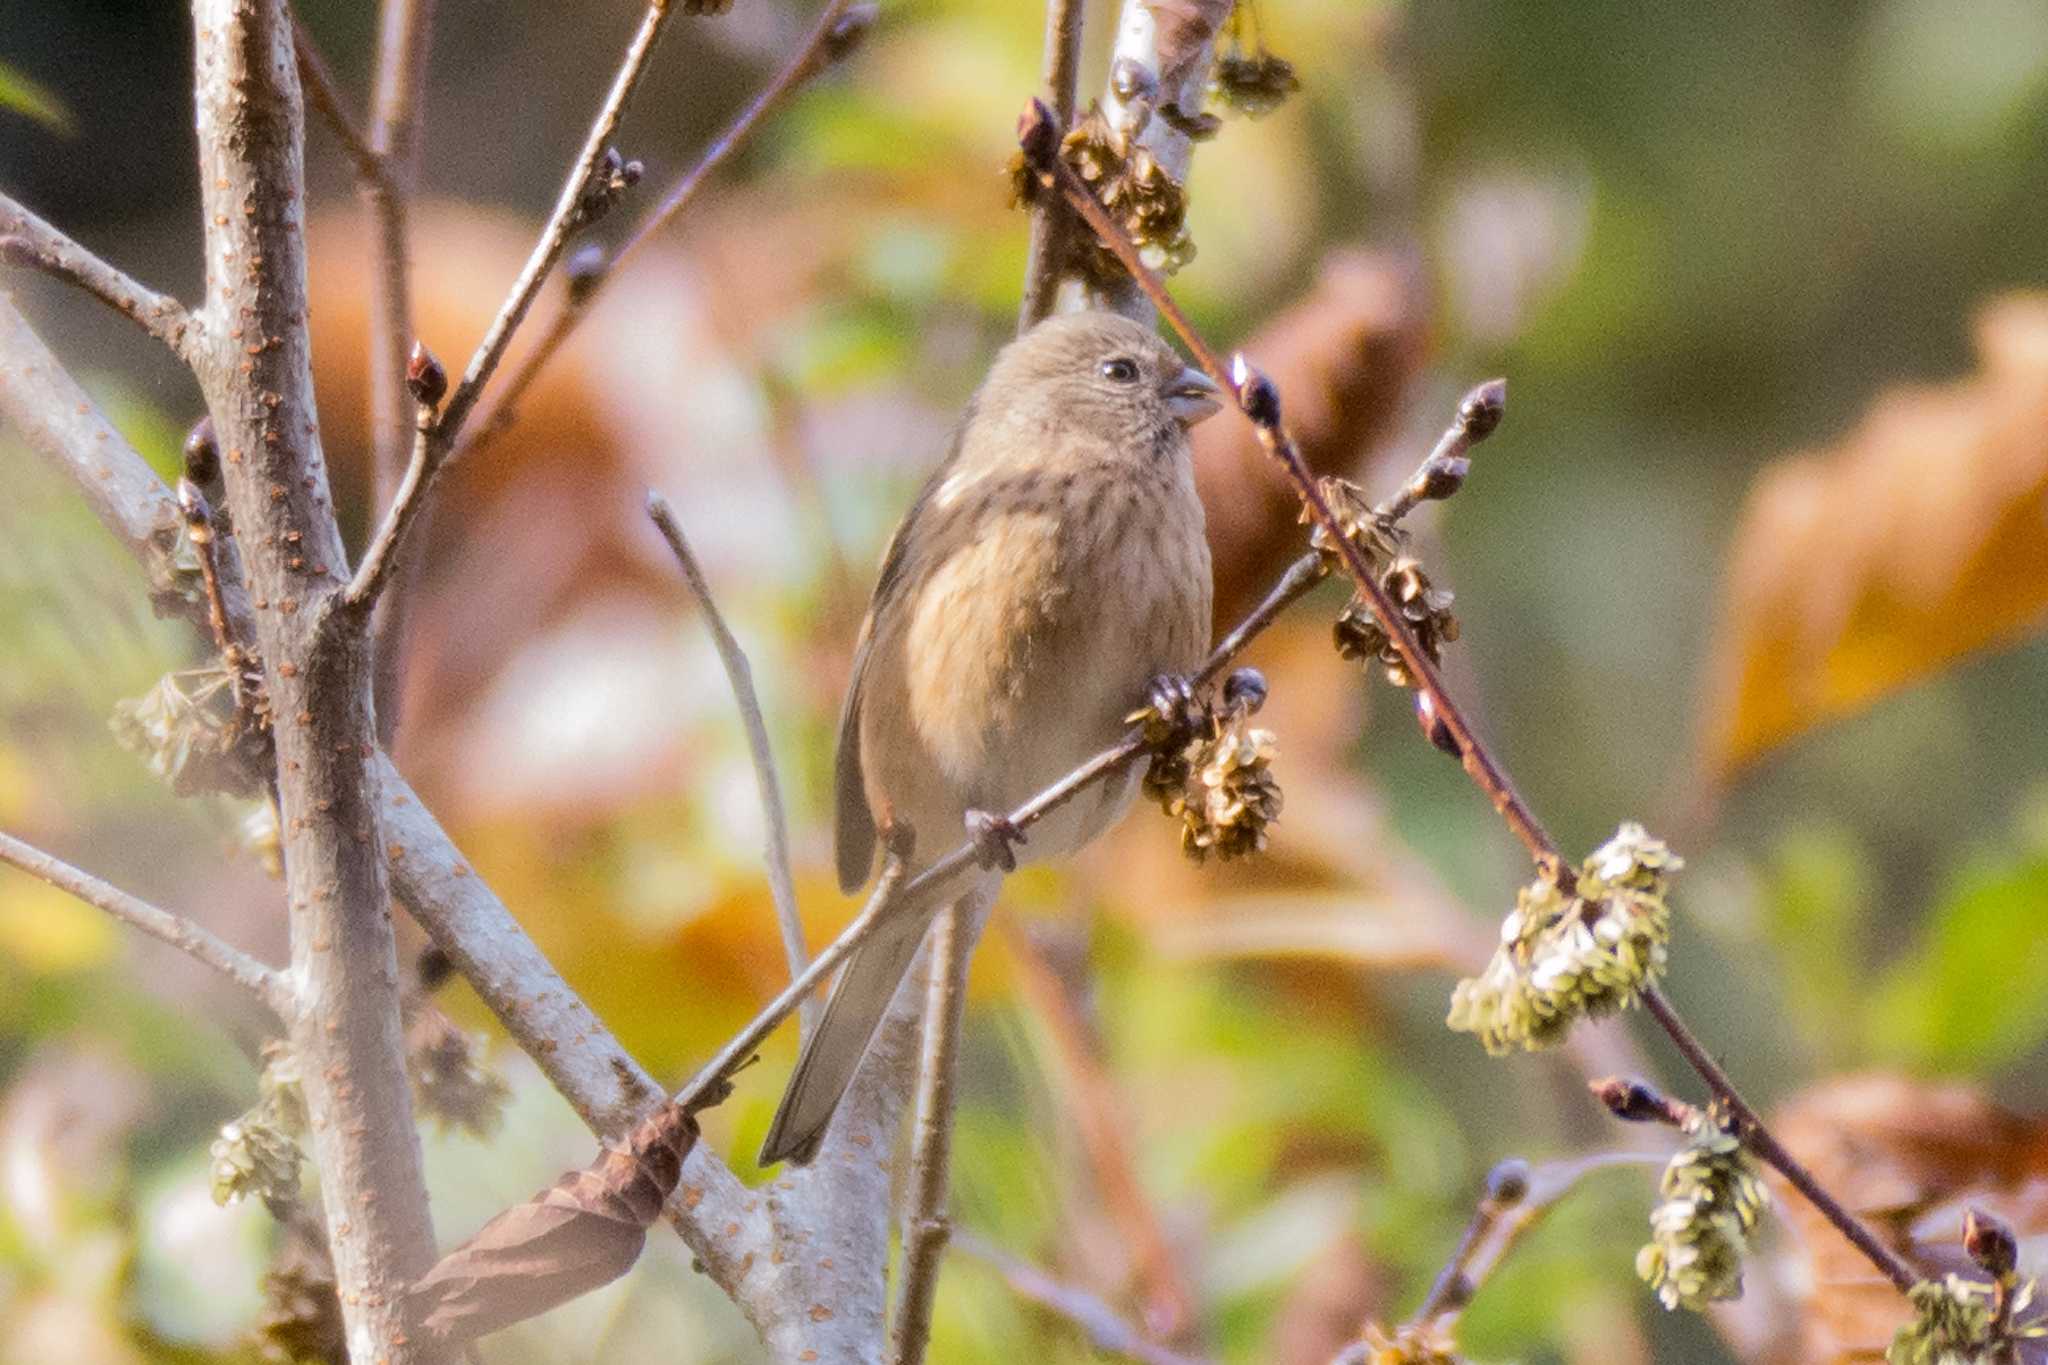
[1016, 0, 1086, 329]
[954, 1233, 1211, 1365]
[291, 18, 388, 192]
[0, 831, 291, 1018]
[887, 897, 976, 1365]
[467, 1, 877, 448]
[1017, 93, 1923, 1308]
[647, 492, 810, 1035]
[1637, 987, 1919, 1294]
[0, 193, 197, 361]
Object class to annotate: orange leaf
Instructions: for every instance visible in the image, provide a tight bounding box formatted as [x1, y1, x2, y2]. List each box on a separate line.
[1702, 293, 2048, 777]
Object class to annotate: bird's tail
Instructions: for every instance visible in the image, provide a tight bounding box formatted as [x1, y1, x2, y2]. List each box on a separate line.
[758, 876, 996, 1167]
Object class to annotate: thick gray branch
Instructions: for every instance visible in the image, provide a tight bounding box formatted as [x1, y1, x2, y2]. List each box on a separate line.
[189, 2, 438, 1358]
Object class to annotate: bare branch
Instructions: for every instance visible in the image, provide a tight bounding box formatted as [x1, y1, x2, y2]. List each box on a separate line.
[954, 1234, 1210, 1365]
[887, 897, 975, 1365]
[1016, 0, 1086, 329]
[468, 1, 877, 449]
[0, 830, 291, 1019]
[0, 296, 193, 606]
[0, 194, 198, 362]
[647, 492, 810, 1032]
[291, 18, 389, 193]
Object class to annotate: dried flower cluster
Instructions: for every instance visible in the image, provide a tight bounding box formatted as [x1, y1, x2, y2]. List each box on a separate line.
[109, 663, 268, 797]
[1010, 102, 1195, 289]
[1635, 1106, 1770, 1311]
[1447, 823, 1679, 1053]
[1211, 0, 1300, 118]
[1140, 675, 1282, 863]
[255, 1256, 344, 1365]
[1312, 477, 1462, 687]
[407, 1006, 512, 1138]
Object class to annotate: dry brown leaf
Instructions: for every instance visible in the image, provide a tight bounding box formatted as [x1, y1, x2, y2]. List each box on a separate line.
[1703, 293, 2048, 778]
[403, 1100, 702, 1346]
[1745, 1073, 2048, 1365]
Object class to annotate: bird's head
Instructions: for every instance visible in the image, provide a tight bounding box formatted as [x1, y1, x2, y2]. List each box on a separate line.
[980, 311, 1222, 452]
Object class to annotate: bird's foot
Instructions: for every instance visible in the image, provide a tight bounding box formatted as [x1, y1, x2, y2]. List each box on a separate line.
[1144, 671, 1208, 748]
[965, 809, 1026, 873]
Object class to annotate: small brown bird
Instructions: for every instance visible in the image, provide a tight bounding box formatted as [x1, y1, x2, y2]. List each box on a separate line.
[759, 311, 1221, 1166]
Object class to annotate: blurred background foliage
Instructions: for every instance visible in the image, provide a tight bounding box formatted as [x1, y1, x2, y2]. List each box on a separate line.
[3, 0, 2048, 1361]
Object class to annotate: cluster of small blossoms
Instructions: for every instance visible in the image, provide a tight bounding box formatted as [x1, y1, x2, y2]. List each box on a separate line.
[1889, 1274, 2044, 1365]
[1008, 102, 1196, 287]
[212, 1042, 307, 1211]
[1211, 0, 1301, 119]
[1309, 477, 1462, 688]
[1635, 1106, 1770, 1311]
[1357, 1320, 1464, 1364]
[1446, 823, 1679, 1054]
[1140, 676, 1282, 864]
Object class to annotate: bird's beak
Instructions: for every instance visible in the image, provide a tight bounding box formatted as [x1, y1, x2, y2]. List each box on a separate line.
[1163, 364, 1222, 427]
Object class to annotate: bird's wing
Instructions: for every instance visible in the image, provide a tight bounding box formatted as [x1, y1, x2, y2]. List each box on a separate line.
[833, 399, 980, 892]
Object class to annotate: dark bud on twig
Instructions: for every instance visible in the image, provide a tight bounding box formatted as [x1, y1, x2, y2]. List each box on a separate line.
[1591, 1075, 1686, 1125]
[415, 944, 454, 994]
[1460, 378, 1508, 440]
[183, 415, 220, 486]
[406, 340, 448, 409]
[573, 147, 644, 228]
[1017, 97, 1060, 173]
[1414, 690, 1459, 755]
[823, 3, 878, 62]
[1231, 354, 1281, 428]
[564, 242, 609, 305]
[1223, 667, 1268, 715]
[1484, 1157, 1532, 1206]
[176, 478, 215, 536]
[1963, 1207, 2018, 1280]
[1410, 457, 1469, 503]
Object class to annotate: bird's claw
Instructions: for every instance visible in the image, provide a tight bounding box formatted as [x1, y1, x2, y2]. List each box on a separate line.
[966, 809, 1025, 873]
[1145, 671, 1207, 747]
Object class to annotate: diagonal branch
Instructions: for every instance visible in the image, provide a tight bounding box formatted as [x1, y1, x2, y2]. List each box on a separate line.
[647, 493, 812, 1033]
[465, 0, 876, 451]
[0, 193, 198, 362]
[954, 1233, 1209, 1365]
[344, 0, 678, 619]
[0, 830, 292, 1020]
[1017, 93, 1923, 1308]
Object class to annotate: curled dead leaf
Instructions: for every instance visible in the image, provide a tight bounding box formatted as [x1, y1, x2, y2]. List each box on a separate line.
[1703, 293, 2048, 779]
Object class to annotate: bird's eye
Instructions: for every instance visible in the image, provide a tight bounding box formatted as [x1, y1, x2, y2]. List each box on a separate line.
[1099, 357, 1140, 384]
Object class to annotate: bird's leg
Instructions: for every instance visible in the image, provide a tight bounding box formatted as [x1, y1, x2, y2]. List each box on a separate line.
[965, 809, 1026, 873]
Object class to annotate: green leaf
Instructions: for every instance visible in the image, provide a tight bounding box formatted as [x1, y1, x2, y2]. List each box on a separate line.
[0, 60, 74, 135]
[1868, 851, 2048, 1070]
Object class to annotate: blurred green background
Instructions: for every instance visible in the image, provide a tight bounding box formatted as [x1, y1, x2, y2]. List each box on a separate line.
[3, 0, 2048, 1361]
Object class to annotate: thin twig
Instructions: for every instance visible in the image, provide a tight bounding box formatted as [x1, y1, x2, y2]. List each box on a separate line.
[888, 898, 975, 1365]
[0, 193, 197, 361]
[466, 1, 876, 449]
[1018, 94, 1923, 1307]
[291, 18, 390, 193]
[363, 0, 436, 745]
[953, 1234, 1210, 1365]
[343, 0, 675, 618]
[673, 534, 1329, 1111]
[1637, 986, 1920, 1294]
[1016, 0, 1086, 330]
[0, 831, 291, 1019]
[647, 492, 811, 1034]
